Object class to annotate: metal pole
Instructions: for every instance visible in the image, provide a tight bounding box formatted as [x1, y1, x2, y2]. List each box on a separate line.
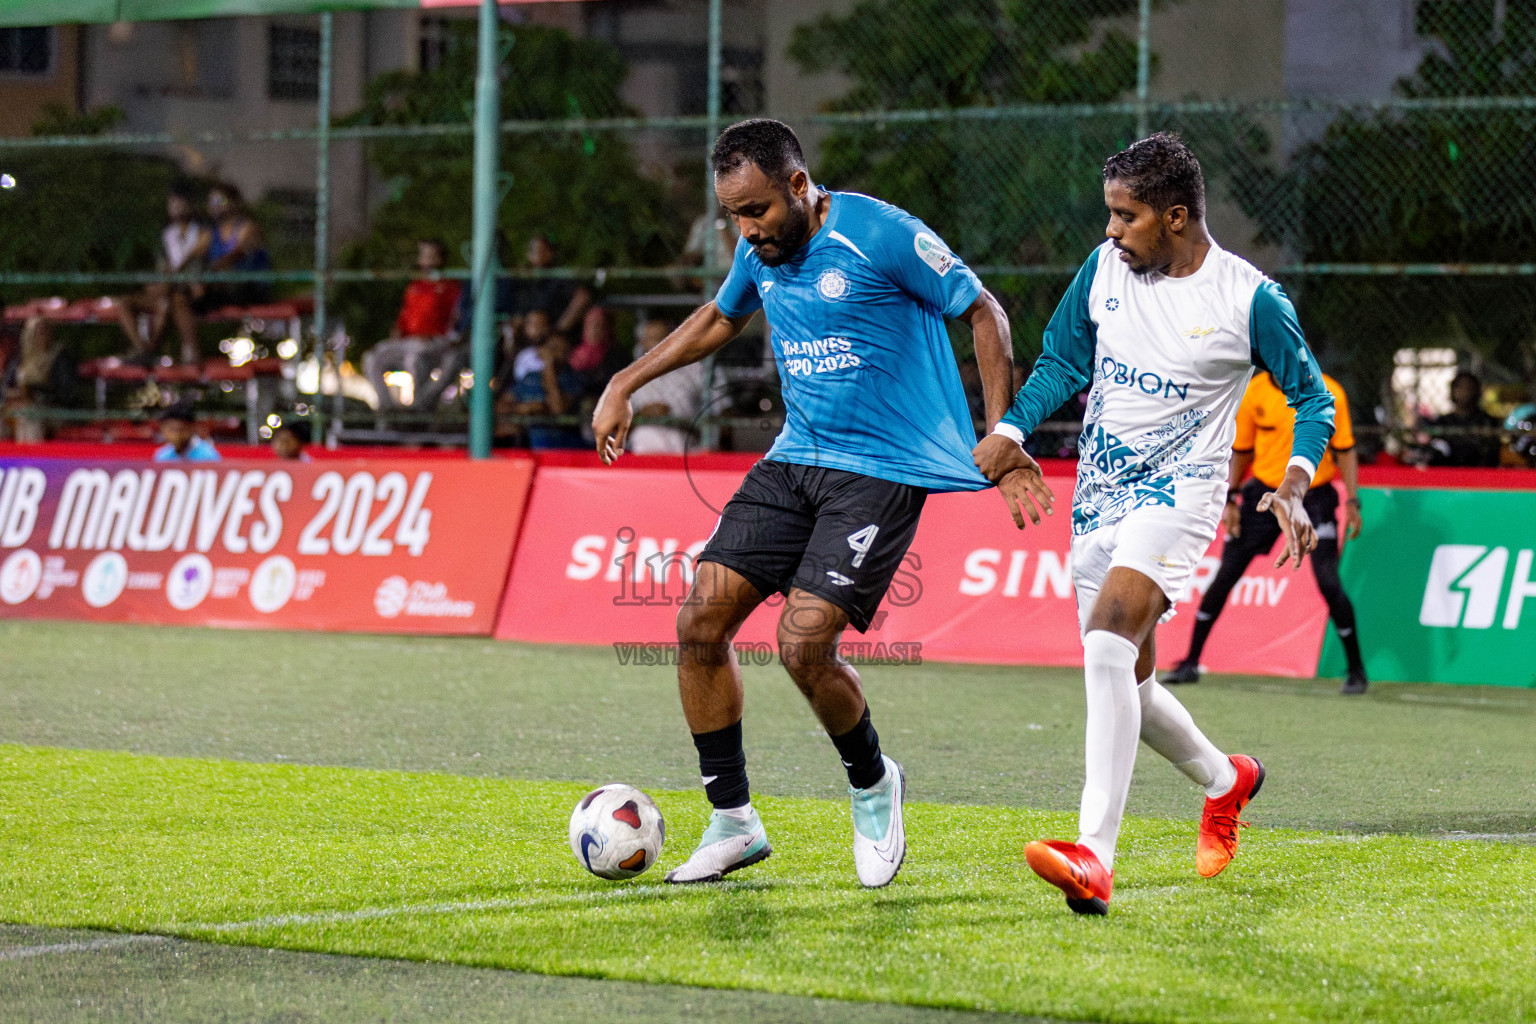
[1136, 0, 1151, 139]
[468, 0, 501, 460]
[698, 0, 723, 450]
[311, 12, 332, 444]
[705, 0, 722, 222]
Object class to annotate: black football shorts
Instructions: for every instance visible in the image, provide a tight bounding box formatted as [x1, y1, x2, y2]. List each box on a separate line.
[696, 459, 926, 632]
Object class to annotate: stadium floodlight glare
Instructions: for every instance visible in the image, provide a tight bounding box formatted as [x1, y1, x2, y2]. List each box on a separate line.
[0, 174, 15, 189]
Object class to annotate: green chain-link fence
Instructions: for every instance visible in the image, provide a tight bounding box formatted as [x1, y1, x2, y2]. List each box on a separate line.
[2, 0, 1533, 456]
[791, 0, 1536, 456]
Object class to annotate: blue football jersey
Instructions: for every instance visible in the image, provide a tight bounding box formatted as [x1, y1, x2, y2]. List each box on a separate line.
[714, 191, 989, 492]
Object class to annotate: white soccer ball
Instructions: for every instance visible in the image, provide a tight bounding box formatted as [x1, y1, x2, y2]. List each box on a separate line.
[568, 784, 665, 880]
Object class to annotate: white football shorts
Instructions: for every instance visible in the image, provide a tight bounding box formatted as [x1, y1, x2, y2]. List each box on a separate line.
[1070, 502, 1221, 635]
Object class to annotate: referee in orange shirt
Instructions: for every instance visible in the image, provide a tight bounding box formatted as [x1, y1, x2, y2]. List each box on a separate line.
[1166, 370, 1368, 694]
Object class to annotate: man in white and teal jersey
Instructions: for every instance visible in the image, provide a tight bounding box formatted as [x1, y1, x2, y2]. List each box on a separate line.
[592, 119, 1020, 889]
[973, 133, 1336, 914]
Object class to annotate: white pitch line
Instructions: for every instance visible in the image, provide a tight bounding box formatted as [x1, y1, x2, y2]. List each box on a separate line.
[177, 878, 797, 936]
[0, 935, 170, 961]
[2, 887, 733, 960]
[1271, 835, 1376, 846]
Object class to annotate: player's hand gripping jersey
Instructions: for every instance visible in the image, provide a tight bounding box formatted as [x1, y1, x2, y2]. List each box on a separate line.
[998, 241, 1335, 534]
[714, 191, 989, 492]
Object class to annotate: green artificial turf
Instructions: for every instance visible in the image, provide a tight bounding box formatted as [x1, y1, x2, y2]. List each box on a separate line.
[2, 745, 1533, 1024]
[3, 621, 1533, 835]
[0, 925, 1048, 1024]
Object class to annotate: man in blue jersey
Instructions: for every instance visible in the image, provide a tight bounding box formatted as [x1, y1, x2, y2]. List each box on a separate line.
[972, 134, 1333, 914]
[592, 119, 1035, 887]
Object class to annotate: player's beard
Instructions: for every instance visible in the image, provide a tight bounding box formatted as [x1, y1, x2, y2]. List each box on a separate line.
[752, 189, 812, 267]
[1117, 226, 1173, 275]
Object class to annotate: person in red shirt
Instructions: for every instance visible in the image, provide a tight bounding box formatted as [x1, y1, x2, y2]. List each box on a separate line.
[363, 239, 462, 412]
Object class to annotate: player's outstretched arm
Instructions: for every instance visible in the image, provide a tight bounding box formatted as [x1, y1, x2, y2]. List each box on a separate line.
[972, 249, 1097, 488]
[995, 466, 1055, 530]
[956, 288, 1015, 432]
[1255, 465, 1317, 569]
[592, 301, 754, 464]
[974, 425, 1055, 530]
[1248, 280, 1333, 569]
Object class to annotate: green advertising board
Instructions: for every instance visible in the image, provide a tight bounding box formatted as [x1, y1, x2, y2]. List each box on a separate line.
[1320, 487, 1536, 687]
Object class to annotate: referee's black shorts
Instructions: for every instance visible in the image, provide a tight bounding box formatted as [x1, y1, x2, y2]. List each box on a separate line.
[697, 459, 926, 633]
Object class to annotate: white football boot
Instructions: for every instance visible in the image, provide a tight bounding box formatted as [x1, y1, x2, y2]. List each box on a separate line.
[850, 755, 906, 888]
[663, 807, 771, 884]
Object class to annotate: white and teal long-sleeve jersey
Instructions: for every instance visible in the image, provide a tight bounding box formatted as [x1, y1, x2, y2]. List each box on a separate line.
[995, 241, 1335, 536]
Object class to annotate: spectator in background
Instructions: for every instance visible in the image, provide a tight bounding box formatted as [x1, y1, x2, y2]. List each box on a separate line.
[453, 231, 517, 341]
[626, 317, 706, 455]
[516, 234, 593, 334]
[117, 187, 208, 366]
[1, 318, 76, 442]
[1424, 371, 1501, 467]
[568, 305, 613, 387]
[494, 308, 553, 393]
[362, 239, 462, 411]
[271, 422, 311, 461]
[501, 331, 584, 449]
[0, 321, 17, 411]
[1505, 402, 1536, 466]
[683, 212, 739, 272]
[154, 402, 220, 462]
[196, 184, 272, 316]
[454, 233, 593, 340]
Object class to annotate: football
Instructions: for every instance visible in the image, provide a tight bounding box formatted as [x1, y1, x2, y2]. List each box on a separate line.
[567, 784, 665, 880]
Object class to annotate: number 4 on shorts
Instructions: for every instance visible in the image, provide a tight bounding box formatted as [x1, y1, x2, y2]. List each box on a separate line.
[846, 524, 879, 568]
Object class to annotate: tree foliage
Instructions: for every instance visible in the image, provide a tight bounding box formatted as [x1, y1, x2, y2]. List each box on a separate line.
[787, 0, 1158, 360]
[334, 23, 681, 346]
[1236, 0, 1536, 395]
[0, 104, 181, 288]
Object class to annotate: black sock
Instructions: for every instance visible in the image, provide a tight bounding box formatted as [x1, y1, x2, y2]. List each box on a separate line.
[830, 706, 885, 790]
[1336, 623, 1365, 675]
[692, 720, 750, 810]
[1184, 611, 1216, 664]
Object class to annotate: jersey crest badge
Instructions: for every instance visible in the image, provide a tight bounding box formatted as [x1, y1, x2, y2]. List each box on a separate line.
[913, 233, 954, 277]
[817, 268, 849, 301]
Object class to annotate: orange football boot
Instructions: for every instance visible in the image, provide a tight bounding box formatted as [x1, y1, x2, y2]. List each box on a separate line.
[1197, 754, 1266, 878]
[1024, 839, 1113, 915]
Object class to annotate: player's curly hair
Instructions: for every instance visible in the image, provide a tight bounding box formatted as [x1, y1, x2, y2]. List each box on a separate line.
[711, 119, 807, 186]
[1103, 132, 1206, 221]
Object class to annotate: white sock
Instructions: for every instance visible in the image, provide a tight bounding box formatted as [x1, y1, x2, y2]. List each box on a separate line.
[1137, 672, 1237, 797]
[715, 803, 754, 823]
[1077, 630, 1142, 872]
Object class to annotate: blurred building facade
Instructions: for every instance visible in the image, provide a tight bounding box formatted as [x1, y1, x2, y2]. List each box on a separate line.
[0, 25, 87, 136]
[1, 0, 1429, 258]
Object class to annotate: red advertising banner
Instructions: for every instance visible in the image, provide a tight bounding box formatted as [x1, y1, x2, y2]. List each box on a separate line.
[0, 457, 533, 635]
[494, 464, 1331, 677]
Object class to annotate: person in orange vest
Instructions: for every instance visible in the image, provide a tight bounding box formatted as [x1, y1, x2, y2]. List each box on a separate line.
[1166, 370, 1368, 694]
